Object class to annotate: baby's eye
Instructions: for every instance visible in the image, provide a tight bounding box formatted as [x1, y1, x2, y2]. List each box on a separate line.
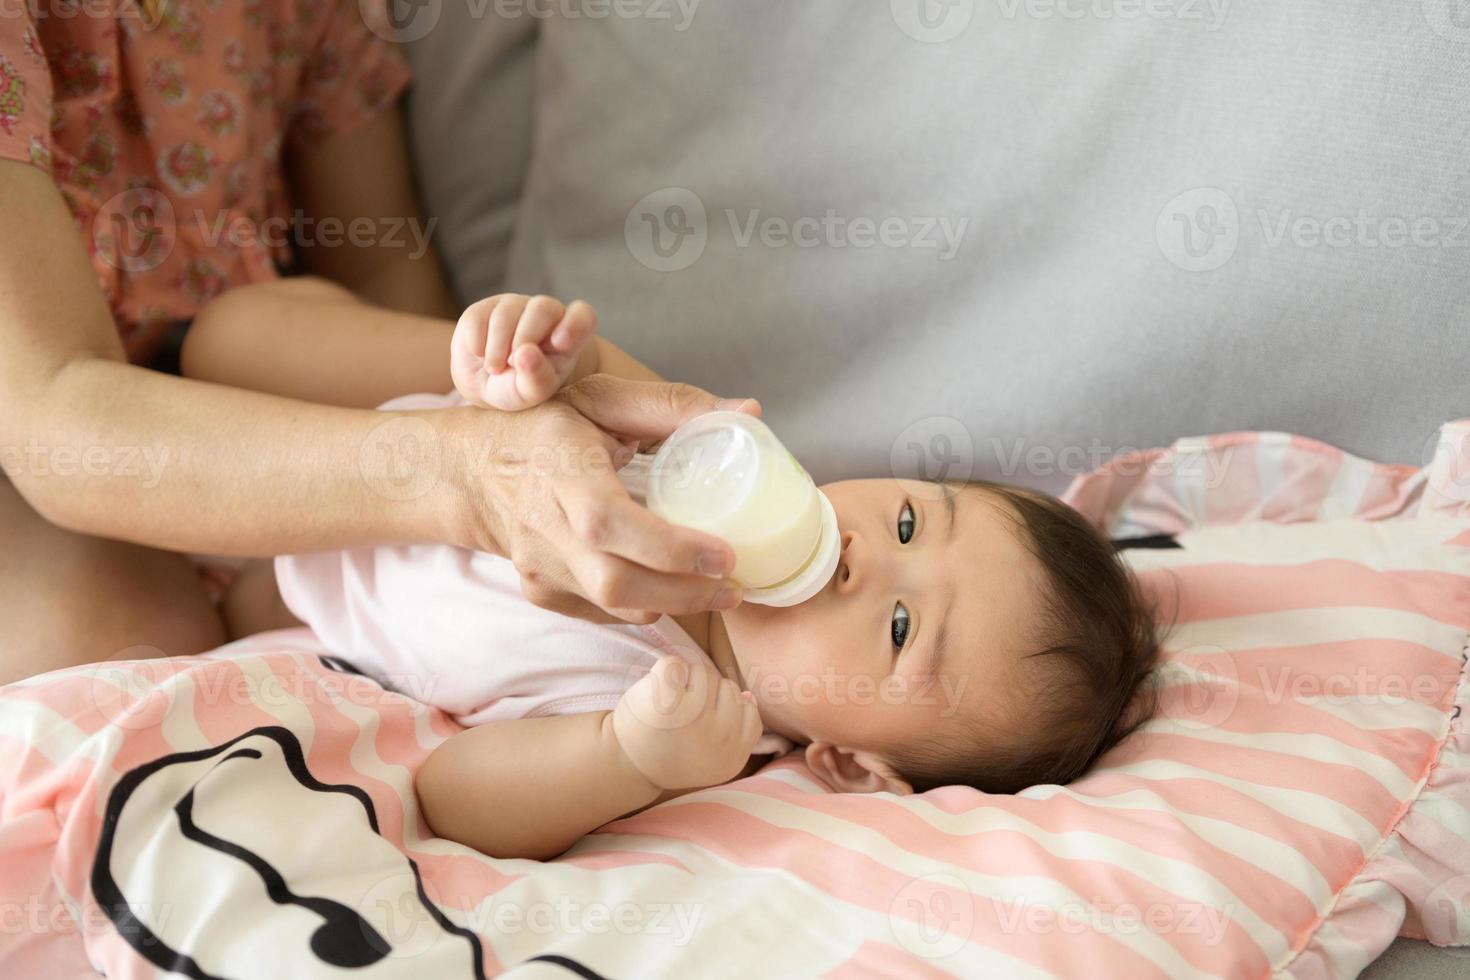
[896, 502, 915, 544]
[891, 601, 911, 651]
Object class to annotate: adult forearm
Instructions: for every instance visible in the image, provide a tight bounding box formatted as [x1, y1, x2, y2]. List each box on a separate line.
[6, 356, 476, 557]
[0, 159, 483, 559]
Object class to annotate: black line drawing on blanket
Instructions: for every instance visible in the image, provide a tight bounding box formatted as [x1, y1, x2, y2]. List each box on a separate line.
[524, 953, 612, 979]
[91, 725, 490, 980]
[316, 653, 369, 677]
[171, 760, 390, 968]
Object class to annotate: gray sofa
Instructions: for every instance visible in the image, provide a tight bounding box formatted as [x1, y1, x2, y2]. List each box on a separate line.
[399, 2, 1470, 974]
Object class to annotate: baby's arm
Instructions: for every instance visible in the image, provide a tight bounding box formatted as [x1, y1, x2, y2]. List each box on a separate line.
[417, 711, 659, 861]
[418, 658, 761, 860]
[181, 276, 458, 409]
[182, 279, 662, 409]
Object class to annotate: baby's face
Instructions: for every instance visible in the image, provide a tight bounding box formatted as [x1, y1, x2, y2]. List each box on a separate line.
[720, 479, 1046, 760]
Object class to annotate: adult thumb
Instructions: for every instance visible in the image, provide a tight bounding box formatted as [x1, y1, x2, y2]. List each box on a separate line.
[561, 374, 761, 443]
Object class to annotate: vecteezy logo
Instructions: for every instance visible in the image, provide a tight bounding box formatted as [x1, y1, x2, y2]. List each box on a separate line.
[356, 871, 443, 960]
[1423, 0, 1470, 42]
[617, 653, 709, 732]
[121, 0, 169, 31]
[1156, 187, 1240, 272]
[625, 188, 708, 272]
[86, 651, 174, 731]
[1420, 873, 1470, 945]
[891, 0, 975, 42]
[358, 416, 441, 502]
[94, 188, 176, 273]
[1420, 424, 1470, 504]
[888, 873, 973, 959]
[363, 0, 443, 43]
[890, 416, 975, 500]
[1164, 645, 1240, 731]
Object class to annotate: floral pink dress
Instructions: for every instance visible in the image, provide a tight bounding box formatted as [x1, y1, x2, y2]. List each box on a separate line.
[0, 1, 413, 364]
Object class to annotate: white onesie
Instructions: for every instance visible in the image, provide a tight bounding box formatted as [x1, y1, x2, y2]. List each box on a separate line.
[276, 516, 792, 756]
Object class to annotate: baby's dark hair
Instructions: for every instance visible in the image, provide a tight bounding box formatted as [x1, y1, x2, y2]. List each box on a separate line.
[888, 481, 1165, 794]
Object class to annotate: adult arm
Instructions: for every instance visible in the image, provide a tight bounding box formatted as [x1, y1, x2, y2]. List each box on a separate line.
[0, 158, 466, 555]
[0, 160, 747, 620]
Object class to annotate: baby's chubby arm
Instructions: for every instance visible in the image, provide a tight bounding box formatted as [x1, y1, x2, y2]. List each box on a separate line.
[417, 659, 761, 860]
[182, 279, 663, 409]
[417, 711, 661, 862]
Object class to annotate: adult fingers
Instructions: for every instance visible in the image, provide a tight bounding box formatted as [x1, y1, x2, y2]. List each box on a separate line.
[554, 467, 740, 581]
[565, 547, 742, 621]
[509, 416, 732, 613]
[520, 576, 653, 625]
[559, 374, 762, 446]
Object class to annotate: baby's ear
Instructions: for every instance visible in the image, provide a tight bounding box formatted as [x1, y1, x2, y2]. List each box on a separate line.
[804, 743, 913, 796]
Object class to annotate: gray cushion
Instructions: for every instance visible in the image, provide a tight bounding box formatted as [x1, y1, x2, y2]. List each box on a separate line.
[1360, 938, 1470, 980]
[402, 2, 538, 300]
[408, 0, 1470, 495]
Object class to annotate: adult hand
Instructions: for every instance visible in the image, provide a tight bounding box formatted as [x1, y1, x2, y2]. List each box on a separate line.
[463, 374, 761, 624]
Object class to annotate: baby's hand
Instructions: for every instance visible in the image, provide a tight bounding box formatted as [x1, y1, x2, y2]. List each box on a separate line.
[612, 657, 763, 791]
[450, 294, 598, 411]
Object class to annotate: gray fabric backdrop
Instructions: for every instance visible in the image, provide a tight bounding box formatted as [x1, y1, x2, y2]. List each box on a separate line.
[408, 1, 1468, 496]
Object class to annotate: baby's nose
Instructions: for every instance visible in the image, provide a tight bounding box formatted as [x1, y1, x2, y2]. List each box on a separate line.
[834, 531, 860, 594]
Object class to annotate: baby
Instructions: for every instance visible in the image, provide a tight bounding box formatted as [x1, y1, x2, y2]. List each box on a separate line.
[205, 293, 1162, 861]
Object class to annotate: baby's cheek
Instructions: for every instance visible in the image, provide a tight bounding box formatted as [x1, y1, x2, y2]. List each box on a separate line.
[733, 608, 861, 726]
[751, 614, 823, 671]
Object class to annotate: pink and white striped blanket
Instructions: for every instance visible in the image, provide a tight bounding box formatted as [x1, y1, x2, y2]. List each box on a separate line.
[1, 421, 1468, 979]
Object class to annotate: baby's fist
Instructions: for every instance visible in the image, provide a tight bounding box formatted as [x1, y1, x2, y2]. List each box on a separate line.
[613, 657, 762, 791]
[450, 294, 598, 411]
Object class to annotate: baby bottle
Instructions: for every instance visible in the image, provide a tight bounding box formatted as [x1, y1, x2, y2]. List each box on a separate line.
[618, 412, 840, 607]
